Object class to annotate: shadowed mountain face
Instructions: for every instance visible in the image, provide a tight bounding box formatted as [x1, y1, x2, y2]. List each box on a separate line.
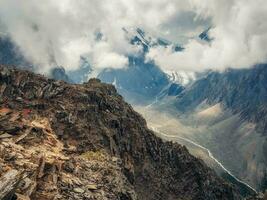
[67, 57, 92, 83]
[51, 67, 74, 83]
[98, 28, 185, 105]
[0, 29, 187, 105]
[0, 65, 243, 200]
[0, 30, 184, 105]
[98, 55, 170, 105]
[154, 64, 267, 191]
[175, 64, 267, 132]
[0, 36, 73, 83]
[0, 36, 31, 68]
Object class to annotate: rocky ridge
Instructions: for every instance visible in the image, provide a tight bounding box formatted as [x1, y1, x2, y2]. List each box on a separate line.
[0, 65, 253, 200]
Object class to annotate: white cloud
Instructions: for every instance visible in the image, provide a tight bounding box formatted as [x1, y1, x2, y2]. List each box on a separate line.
[0, 0, 266, 73]
[90, 41, 129, 69]
[147, 0, 267, 72]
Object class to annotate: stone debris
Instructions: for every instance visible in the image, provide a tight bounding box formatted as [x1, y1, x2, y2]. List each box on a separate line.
[0, 65, 258, 200]
[0, 169, 25, 199]
[0, 105, 136, 200]
[87, 184, 98, 190]
[0, 133, 13, 139]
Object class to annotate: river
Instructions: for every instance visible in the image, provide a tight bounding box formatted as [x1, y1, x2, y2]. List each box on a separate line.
[149, 125, 258, 195]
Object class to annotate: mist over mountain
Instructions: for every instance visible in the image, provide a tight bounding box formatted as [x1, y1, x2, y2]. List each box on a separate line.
[0, 34, 31, 68]
[97, 28, 184, 104]
[1, 0, 267, 73]
[1, 0, 267, 199]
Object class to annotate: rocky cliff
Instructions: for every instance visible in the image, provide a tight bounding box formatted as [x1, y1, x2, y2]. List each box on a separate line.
[0, 65, 246, 200]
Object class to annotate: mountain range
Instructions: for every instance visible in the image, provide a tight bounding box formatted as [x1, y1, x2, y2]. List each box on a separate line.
[1, 27, 267, 199]
[145, 64, 267, 191]
[0, 65, 248, 200]
[174, 65, 267, 190]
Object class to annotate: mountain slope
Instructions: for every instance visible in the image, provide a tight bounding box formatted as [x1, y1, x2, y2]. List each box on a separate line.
[0, 35, 74, 83]
[98, 28, 185, 105]
[0, 35, 31, 68]
[98, 55, 170, 105]
[0, 29, 186, 105]
[0, 65, 243, 200]
[161, 64, 267, 190]
[175, 64, 267, 131]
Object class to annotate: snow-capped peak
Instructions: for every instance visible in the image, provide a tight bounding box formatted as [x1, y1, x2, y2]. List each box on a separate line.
[165, 70, 196, 86]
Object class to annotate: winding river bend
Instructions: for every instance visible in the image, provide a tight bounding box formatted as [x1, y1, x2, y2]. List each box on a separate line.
[149, 125, 257, 195]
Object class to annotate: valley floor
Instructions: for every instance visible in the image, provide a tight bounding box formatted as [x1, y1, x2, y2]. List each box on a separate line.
[135, 104, 266, 193]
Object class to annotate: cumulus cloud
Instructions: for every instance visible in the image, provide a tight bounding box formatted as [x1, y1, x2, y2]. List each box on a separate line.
[0, 0, 266, 74]
[0, 0, 135, 73]
[90, 41, 129, 69]
[147, 0, 267, 71]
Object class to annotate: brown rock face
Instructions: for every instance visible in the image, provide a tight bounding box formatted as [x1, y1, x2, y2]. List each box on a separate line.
[0, 65, 242, 200]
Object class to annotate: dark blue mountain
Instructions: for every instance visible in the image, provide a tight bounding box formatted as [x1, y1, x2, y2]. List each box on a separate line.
[168, 64, 267, 192]
[98, 55, 170, 104]
[51, 67, 73, 83]
[0, 29, 186, 104]
[67, 57, 92, 83]
[165, 83, 185, 96]
[175, 64, 267, 131]
[0, 35, 73, 82]
[0, 35, 31, 68]
[98, 28, 185, 104]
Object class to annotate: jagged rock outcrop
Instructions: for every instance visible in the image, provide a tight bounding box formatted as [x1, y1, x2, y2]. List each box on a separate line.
[0, 65, 245, 200]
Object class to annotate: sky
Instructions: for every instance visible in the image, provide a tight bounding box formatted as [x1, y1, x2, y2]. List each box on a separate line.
[0, 0, 266, 73]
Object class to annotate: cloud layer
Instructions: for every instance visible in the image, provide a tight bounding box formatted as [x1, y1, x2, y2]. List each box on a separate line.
[0, 0, 266, 73]
[147, 0, 267, 72]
